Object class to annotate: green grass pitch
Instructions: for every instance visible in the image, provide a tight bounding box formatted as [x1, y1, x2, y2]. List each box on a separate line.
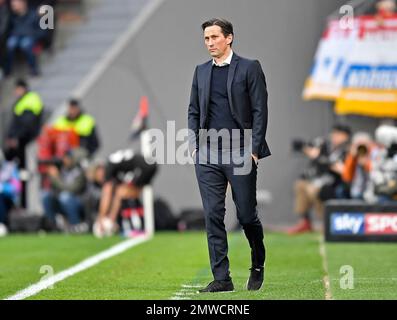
[0, 232, 396, 300]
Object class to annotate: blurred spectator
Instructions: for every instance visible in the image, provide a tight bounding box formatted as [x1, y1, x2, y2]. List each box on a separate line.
[342, 132, 374, 200]
[41, 149, 88, 233]
[29, 0, 57, 9]
[3, 0, 42, 76]
[84, 159, 105, 225]
[376, 0, 396, 17]
[376, 0, 396, 25]
[287, 124, 351, 234]
[364, 125, 397, 203]
[5, 79, 43, 208]
[31, 0, 57, 51]
[0, 0, 9, 75]
[94, 149, 158, 237]
[53, 99, 100, 157]
[0, 149, 21, 232]
[5, 78, 44, 208]
[5, 79, 43, 170]
[0, 0, 9, 37]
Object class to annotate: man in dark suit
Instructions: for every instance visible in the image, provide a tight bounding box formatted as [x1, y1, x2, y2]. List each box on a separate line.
[188, 18, 270, 293]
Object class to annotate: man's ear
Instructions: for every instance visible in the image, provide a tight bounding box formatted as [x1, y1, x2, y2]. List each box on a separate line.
[227, 34, 233, 46]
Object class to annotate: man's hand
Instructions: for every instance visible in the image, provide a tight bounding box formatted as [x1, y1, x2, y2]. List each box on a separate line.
[251, 153, 259, 166]
[357, 154, 370, 168]
[349, 143, 358, 157]
[192, 149, 198, 164]
[331, 161, 345, 175]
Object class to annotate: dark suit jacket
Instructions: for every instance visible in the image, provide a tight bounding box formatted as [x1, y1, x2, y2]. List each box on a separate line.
[188, 53, 271, 159]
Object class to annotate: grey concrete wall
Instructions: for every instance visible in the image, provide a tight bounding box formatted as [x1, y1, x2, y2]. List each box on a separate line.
[82, 0, 378, 225]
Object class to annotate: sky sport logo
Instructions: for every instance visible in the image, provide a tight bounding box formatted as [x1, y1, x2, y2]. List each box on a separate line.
[365, 214, 397, 235]
[331, 213, 397, 235]
[331, 213, 365, 235]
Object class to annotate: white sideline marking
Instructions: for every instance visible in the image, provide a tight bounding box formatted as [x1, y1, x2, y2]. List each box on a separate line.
[5, 235, 150, 300]
[318, 236, 333, 300]
[170, 284, 202, 300]
[175, 292, 195, 296]
[181, 284, 202, 288]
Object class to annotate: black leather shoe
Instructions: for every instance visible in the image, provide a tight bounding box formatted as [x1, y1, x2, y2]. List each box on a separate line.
[247, 267, 264, 291]
[198, 280, 234, 293]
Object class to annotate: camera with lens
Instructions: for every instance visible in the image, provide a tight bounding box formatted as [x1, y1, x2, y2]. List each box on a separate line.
[356, 144, 369, 157]
[291, 139, 311, 153]
[291, 137, 326, 154]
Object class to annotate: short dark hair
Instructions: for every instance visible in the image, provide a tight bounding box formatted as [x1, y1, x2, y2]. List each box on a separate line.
[332, 124, 352, 137]
[201, 18, 234, 45]
[15, 79, 28, 90]
[69, 98, 80, 108]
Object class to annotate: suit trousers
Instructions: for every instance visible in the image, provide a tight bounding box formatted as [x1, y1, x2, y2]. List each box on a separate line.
[194, 148, 266, 281]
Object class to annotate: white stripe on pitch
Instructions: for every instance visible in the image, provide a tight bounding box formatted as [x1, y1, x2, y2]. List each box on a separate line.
[318, 236, 333, 300]
[169, 284, 203, 300]
[181, 284, 202, 288]
[5, 235, 150, 300]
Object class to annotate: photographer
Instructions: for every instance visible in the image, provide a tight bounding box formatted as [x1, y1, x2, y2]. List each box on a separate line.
[287, 124, 351, 234]
[364, 125, 397, 203]
[41, 148, 87, 233]
[342, 132, 374, 200]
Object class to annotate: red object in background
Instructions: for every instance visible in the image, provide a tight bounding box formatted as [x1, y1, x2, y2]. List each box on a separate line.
[37, 126, 80, 174]
[122, 207, 144, 218]
[139, 96, 149, 118]
[365, 214, 397, 235]
[130, 96, 149, 139]
[37, 126, 80, 189]
[32, 43, 43, 55]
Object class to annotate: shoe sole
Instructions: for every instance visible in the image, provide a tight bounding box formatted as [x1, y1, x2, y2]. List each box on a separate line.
[197, 289, 235, 294]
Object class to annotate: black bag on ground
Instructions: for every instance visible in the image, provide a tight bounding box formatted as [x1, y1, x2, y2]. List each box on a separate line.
[154, 198, 179, 230]
[178, 209, 206, 230]
[9, 210, 43, 233]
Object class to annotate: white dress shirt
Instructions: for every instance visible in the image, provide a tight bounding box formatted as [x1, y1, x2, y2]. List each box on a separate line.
[212, 50, 233, 67]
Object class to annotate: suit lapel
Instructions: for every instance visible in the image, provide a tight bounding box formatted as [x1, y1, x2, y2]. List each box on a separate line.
[203, 61, 212, 121]
[227, 53, 239, 114]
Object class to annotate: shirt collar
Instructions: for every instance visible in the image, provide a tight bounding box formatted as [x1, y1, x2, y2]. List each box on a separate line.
[212, 50, 233, 67]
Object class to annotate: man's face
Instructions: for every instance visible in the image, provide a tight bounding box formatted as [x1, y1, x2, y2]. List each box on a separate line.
[11, 0, 27, 14]
[377, 0, 396, 13]
[331, 131, 349, 148]
[63, 155, 73, 168]
[94, 166, 105, 184]
[67, 105, 81, 120]
[204, 26, 233, 59]
[14, 86, 26, 98]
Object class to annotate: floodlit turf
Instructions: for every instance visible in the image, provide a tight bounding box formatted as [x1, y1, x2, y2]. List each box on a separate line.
[0, 234, 121, 299]
[327, 242, 397, 300]
[0, 232, 396, 300]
